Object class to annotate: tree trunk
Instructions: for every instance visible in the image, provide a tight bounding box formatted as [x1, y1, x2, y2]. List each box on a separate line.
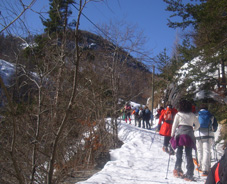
[221, 58, 226, 89]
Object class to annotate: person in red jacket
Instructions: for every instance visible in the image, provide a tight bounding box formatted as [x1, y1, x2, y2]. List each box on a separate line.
[158, 104, 178, 155]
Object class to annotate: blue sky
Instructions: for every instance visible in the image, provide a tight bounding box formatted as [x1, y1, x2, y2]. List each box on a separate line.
[1, 0, 191, 60]
[78, 0, 180, 59]
[60, 0, 180, 57]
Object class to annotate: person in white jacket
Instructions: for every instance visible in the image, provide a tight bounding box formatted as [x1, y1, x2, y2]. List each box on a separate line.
[194, 104, 218, 176]
[170, 99, 200, 181]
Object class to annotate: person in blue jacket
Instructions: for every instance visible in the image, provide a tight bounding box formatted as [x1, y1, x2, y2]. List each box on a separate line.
[143, 106, 151, 129]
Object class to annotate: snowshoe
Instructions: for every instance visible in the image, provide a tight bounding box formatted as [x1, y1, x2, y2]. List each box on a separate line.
[162, 146, 169, 153]
[195, 167, 202, 173]
[182, 174, 196, 182]
[201, 171, 209, 177]
[173, 169, 184, 178]
[169, 149, 175, 155]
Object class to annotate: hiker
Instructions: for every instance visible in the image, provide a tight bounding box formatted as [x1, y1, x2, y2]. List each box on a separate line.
[121, 107, 126, 120]
[192, 104, 196, 114]
[170, 99, 200, 181]
[194, 104, 218, 176]
[205, 143, 227, 184]
[158, 104, 177, 154]
[124, 102, 132, 124]
[132, 107, 140, 126]
[141, 107, 146, 128]
[144, 106, 151, 129]
[138, 107, 143, 128]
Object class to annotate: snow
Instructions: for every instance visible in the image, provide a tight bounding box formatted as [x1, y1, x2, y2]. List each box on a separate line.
[195, 90, 227, 104]
[175, 56, 227, 104]
[0, 59, 15, 86]
[77, 114, 222, 184]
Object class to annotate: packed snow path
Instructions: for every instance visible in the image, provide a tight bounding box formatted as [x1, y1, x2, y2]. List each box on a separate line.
[77, 119, 209, 184]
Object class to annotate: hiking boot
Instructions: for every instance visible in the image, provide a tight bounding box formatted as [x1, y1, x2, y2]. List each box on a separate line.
[201, 171, 209, 177]
[183, 174, 196, 181]
[162, 146, 169, 153]
[173, 169, 184, 178]
[173, 169, 179, 177]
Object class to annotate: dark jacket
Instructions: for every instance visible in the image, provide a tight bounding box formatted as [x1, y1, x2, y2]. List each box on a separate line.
[205, 148, 227, 184]
[144, 108, 151, 120]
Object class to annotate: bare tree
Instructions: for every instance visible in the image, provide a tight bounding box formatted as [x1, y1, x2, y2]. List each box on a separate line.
[0, 0, 38, 35]
[0, 0, 107, 183]
[0, 1, 153, 184]
[93, 20, 153, 142]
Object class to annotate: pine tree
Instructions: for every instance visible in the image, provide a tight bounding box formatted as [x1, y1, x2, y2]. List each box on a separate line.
[163, 0, 227, 90]
[42, 0, 75, 35]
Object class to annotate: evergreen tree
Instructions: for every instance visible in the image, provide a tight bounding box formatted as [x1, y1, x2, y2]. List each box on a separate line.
[156, 48, 171, 77]
[42, 0, 75, 35]
[163, 0, 227, 90]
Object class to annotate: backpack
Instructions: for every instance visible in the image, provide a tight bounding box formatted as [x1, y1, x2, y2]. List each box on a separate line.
[125, 105, 131, 112]
[135, 108, 139, 113]
[163, 110, 173, 124]
[138, 110, 143, 118]
[198, 110, 212, 128]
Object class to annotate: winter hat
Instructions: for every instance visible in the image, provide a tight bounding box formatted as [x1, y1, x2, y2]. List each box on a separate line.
[200, 104, 208, 110]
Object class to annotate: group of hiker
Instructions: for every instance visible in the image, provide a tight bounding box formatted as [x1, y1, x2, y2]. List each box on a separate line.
[157, 99, 227, 183]
[122, 103, 153, 129]
[121, 100, 227, 183]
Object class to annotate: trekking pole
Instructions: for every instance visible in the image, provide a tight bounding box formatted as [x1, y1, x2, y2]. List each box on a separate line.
[152, 130, 157, 143]
[149, 130, 157, 150]
[195, 149, 200, 179]
[182, 150, 185, 169]
[165, 154, 171, 179]
[213, 144, 218, 162]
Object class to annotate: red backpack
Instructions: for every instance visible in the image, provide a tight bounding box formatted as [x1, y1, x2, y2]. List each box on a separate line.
[163, 109, 173, 124]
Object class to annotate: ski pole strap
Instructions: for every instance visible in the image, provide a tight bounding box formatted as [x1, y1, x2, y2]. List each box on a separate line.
[215, 162, 221, 184]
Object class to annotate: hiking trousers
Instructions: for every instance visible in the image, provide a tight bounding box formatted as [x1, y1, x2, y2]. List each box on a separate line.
[197, 138, 213, 172]
[175, 146, 194, 177]
[164, 136, 171, 147]
[138, 118, 142, 127]
[135, 116, 139, 126]
[145, 119, 150, 129]
[125, 112, 131, 123]
[164, 136, 174, 152]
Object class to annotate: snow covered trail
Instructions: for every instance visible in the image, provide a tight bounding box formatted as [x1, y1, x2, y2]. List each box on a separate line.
[77, 119, 208, 184]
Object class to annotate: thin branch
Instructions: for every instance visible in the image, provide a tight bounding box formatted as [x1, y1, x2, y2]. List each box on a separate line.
[0, 0, 37, 34]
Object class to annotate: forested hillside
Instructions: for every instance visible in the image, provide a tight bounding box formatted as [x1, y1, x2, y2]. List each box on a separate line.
[0, 1, 155, 183]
